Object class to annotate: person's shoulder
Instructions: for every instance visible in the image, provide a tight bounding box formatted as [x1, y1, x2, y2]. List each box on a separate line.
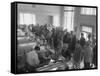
[28, 50, 37, 55]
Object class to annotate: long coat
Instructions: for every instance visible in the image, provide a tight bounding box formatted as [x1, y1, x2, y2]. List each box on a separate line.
[26, 50, 40, 66]
[83, 45, 93, 63]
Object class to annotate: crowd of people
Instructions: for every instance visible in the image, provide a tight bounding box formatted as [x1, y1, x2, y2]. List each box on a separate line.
[17, 24, 97, 73]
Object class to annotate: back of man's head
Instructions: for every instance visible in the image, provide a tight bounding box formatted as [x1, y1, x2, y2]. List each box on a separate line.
[34, 46, 40, 51]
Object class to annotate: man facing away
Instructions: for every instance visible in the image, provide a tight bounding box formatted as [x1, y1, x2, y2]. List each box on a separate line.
[79, 33, 86, 48]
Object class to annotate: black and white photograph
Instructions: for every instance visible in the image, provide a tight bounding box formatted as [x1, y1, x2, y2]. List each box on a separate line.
[11, 2, 97, 74]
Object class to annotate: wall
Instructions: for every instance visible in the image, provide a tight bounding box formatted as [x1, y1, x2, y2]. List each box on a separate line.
[74, 7, 96, 39]
[18, 4, 61, 26]
[18, 4, 97, 38]
[36, 15, 51, 25]
[79, 15, 96, 35]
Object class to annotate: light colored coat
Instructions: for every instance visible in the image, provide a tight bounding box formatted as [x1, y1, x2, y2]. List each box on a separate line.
[26, 50, 40, 66]
[83, 45, 93, 63]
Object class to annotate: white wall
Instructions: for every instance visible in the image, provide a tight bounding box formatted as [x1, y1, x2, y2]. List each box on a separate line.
[18, 4, 61, 26]
[79, 15, 96, 34]
[18, 4, 97, 39]
[74, 7, 96, 39]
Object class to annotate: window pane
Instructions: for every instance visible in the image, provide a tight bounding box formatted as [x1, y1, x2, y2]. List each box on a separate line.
[19, 13, 24, 25]
[81, 8, 96, 15]
[19, 13, 36, 25]
[64, 7, 74, 32]
[23, 13, 33, 25]
[64, 7, 74, 11]
[53, 16, 59, 27]
[82, 26, 92, 33]
[32, 14, 36, 25]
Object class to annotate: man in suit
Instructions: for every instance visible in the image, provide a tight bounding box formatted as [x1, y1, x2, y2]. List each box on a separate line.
[80, 33, 86, 48]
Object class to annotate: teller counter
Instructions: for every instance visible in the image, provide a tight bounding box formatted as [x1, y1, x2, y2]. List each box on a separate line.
[36, 60, 68, 71]
[17, 36, 37, 56]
